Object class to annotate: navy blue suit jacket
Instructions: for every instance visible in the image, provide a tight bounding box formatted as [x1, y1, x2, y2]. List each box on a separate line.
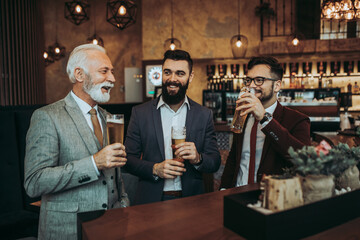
[124, 97, 221, 205]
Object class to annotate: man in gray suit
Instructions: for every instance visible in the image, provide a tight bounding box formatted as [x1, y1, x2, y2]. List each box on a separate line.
[24, 44, 128, 239]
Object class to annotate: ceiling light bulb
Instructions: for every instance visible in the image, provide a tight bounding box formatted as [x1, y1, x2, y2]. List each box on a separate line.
[236, 40, 242, 48]
[55, 47, 60, 54]
[326, 7, 332, 15]
[43, 52, 48, 59]
[355, 0, 360, 9]
[118, 5, 126, 15]
[75, 4, 82, 13]
[170, 43, 176, 50]
[292, 37, 299, 46]
[92, 39, 98, 45]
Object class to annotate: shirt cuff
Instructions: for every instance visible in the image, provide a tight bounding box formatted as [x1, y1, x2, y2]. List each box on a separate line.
[91, 155, 100, 176]
[193, 154, 203, 169]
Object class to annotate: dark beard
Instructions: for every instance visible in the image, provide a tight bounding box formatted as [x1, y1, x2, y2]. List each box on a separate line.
[259, 82, 274, 103]
[161, 80, 189, 105]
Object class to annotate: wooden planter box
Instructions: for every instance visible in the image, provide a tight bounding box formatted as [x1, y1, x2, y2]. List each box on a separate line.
[223, 188, 360, 240]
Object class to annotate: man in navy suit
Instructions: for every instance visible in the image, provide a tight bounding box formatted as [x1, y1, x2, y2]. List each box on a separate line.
[124, 50, 221, 205]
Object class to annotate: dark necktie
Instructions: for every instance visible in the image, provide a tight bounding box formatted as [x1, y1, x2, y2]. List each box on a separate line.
[89, 108, 103, 147]
[248, 119, 259, 184]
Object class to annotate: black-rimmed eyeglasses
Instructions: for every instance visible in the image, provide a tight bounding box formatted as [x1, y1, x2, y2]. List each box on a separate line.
[243, 77, 279, 86]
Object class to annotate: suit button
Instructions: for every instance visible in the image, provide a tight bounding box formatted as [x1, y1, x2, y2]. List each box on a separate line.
[111, 176, 114, 179]
[103, 180, 107, 185]
[102, 203, 107, 208]
[111, 190, 114, 193]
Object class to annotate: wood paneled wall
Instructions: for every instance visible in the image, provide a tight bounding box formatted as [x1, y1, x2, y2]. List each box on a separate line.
[0, 0, 45, 106]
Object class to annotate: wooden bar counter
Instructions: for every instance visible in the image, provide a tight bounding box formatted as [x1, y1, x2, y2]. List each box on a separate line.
[79, 184, 360, 240]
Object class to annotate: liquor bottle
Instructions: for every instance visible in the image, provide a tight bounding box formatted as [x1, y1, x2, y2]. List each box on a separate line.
[347, 81, 352, 93]
[353, 82, 359, 94]
[318, 76, 322, 89]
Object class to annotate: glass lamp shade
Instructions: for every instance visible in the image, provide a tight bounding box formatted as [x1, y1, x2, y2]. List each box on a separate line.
[43, 48, 55, 66]
[87, 34, 104, 47]
[230, 35, 248, 58]
[64, 0, 90, 25]
[286, 33, 305, 55]
[341, 0, 353, 11]
[355, 0, 360, 9]
[107, 0, 137, 30]
[49, 42, 66, 61]
[164, 38, 181, 51]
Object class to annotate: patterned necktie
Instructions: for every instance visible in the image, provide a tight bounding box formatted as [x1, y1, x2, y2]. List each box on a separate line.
[248, 119, 259, 184]
[89, 108, 103, 147]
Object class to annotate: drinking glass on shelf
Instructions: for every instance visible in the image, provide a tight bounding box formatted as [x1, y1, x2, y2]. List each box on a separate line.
[171, 126, 186, 162]
[106, 114, 124, 144]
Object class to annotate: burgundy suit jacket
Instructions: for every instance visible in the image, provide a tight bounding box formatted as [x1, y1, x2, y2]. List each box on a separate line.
[220, 102, 311, 188]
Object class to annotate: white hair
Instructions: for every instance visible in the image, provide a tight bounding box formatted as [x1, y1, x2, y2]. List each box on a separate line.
[66, 44, 106, 83]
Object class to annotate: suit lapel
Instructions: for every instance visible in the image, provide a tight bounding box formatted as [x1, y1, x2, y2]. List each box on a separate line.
[152, 99, 165, 161]
[64, 93, 100, 154]
[259, 102, 283, 167]
[185, 99, 194, 140]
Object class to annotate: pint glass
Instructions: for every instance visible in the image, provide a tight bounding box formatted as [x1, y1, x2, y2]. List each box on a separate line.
[230, 87, 255, 134]
[106, 114, 125, 144]
[171, 126, 186, 162]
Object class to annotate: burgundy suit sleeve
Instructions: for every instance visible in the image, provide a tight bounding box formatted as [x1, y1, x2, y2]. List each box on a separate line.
[261, 113, 311, 158]
[219, 134, 239, 189]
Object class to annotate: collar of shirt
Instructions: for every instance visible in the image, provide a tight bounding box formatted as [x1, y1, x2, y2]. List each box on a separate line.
[70, 91, 102, 133]
[71, 91, 99, 114]
[266, 101, 277, 115]
[157, 95, 191, 111]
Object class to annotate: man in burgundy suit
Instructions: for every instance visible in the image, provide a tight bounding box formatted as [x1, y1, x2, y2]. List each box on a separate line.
[220, 56, 311, 188]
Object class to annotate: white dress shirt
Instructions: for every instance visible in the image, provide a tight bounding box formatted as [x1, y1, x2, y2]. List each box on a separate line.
[157, 95, 190, 191]
[236, 101, 277, 186]
[71, 91, 101, 176]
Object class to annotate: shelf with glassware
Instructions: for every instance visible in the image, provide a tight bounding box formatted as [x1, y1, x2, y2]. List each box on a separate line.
[204, 59, 360, 112]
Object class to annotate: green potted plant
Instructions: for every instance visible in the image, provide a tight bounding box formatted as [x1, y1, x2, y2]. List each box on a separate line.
[288, 142, 335, 204]
[324, 143, 360, 191]
[288, 141, 360, 204]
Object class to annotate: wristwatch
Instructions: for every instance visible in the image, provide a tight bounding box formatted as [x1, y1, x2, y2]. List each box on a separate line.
[260, 112, 272, 124]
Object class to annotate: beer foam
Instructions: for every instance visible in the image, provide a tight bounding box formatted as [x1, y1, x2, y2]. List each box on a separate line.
[172, 135, 185, 139]
[107, 119, 124, 124]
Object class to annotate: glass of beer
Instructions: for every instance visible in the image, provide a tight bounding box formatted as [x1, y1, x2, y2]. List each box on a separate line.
[106, 114, 124, 144]
[171, 126, 186, 162]
[230, 87, 255, 134]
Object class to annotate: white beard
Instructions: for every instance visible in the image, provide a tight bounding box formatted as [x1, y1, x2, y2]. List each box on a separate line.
[83, 77, 114, 103]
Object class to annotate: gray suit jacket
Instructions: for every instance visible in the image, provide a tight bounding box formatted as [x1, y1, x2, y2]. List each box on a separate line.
[24, 92, 128, 240]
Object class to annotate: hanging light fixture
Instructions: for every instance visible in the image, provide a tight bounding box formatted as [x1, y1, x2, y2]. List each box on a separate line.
[87, 0, 104, 46]
[43, 48, 54, 66]
[287, 0, 304, 55]
[44, 1, 66, 66]
[49, 42, 66, 61]
[321, 0, 360, 21]
[107, 0, 137, 30]
[164, 0, 181, 51]
[65, 0, 90, 25]
[230, 0, 248, 58]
